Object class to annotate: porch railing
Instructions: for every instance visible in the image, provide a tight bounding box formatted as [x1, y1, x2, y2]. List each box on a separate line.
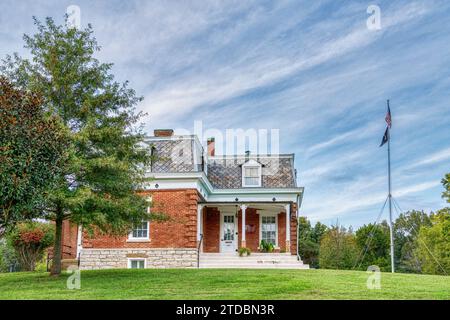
[197, 233, 203, 268]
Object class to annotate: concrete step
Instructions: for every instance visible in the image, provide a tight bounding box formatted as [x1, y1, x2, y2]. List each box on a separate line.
[199, 253, 309, 269]
[199, 263, 310, 269]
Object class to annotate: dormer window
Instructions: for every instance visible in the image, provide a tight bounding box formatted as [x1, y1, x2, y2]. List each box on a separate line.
[242, 160, 262, 187]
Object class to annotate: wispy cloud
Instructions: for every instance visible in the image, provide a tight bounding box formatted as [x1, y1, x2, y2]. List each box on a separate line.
[1, 0, 449, 227]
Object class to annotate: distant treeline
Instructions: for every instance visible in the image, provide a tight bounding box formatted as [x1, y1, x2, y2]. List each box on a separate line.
[298, 207, 449, 275]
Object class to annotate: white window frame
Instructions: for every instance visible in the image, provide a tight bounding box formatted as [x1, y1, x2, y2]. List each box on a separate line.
[128, 220, 150, 241]
[127, 258, 146, 269]
[128, 197, 152, 242]
[242, 160, 262, 187]
[259, 213, 279, 248]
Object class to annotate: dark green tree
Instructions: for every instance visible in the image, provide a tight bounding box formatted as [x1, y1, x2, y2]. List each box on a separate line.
[415, 208, 450, 275]
[442, 173, 450, 203]
[355, 221, 390, 271]
[394, 210, 431, 273]
[1, 17, 156, 275]
[319, 225, 358, 270]
[0, 77, 70, 235]
[298, 217, 327, 268]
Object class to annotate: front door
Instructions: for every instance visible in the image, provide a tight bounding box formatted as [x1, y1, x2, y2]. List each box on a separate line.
[220, 214, 236, 253]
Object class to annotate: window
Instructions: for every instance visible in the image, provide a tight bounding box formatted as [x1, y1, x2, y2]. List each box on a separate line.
[129, 221, 149, 241]
[242, 160, 262, 187]
[128, 196, 152, 241]
[128, 258, 145, 269]
[244, 167, 259, 186]
[261, 216, 277, 246]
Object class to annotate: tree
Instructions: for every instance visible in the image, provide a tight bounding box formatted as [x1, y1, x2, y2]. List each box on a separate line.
[0, 77, 70, 235]
[319, 225, 358, 270]
[1, 17, 156, 275]
[298, 217, 327, 268]
[394, 210, 431, 273]
[6, 221, 54, 271]
[355, 221, 390, 271]
[442, 173, 450, 203]
[415, 208, 450, 275]
[0, 238, 18, 272]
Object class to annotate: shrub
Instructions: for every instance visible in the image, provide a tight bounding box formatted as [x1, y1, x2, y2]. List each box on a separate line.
[7, 222, 54, 271]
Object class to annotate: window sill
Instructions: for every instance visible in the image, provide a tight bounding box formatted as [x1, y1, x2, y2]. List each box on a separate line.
[127, 239, 151, 243]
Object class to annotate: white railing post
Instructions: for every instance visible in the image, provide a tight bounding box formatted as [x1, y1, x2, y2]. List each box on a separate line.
[240, 204, 247, 248]
[285, 204, 291, 252]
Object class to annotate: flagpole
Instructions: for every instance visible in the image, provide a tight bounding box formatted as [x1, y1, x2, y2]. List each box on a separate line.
[387, 99, 395, 273]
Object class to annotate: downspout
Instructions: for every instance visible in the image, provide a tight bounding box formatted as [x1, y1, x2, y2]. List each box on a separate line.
[76, 224, 82, 267]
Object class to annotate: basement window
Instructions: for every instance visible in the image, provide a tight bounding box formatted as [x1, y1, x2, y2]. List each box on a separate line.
[128, 258, 146, 269]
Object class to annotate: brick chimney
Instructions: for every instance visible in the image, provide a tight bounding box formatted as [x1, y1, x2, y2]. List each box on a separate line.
[207, 137, 215, 157]
[154, 129, 174, 137]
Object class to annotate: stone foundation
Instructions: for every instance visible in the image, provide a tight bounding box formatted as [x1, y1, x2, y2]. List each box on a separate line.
[80, 248, 197, 270]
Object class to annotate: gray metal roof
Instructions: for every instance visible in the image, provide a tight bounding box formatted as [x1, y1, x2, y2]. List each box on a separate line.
[148, 138, 200, 173]
[146, 136, 297, 189]
[207, 156, 296, 189]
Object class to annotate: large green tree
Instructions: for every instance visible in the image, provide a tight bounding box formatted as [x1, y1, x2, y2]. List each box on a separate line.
[394, 210, 431, 273]
[319, 225, 358, 270]
[1, 17, 155, 275]
[355, 221, 390, 271]
[0, 77, 70, 235]
[298, 217, 327, 268]
[442, 173, 450, 203]
[415, 208, 450, 275]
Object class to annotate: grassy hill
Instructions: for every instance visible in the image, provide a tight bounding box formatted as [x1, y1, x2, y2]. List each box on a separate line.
[0, 268, 449, 299]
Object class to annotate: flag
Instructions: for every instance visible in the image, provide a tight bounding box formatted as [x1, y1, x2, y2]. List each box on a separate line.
[385, 102, 392, 128]
[380, 127, 389, 147]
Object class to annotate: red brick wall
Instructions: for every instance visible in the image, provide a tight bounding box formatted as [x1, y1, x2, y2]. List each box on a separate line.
[82, 189, 200, 249]
[61, 220, 78, 259]
[290, 203, 298, 255]
[278, 212, 286, 251]
[237, 208, 259, 251]
[202, 207, 220, 253]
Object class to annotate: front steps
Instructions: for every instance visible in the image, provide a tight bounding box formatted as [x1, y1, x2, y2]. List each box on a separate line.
[199, 253, 309, 269]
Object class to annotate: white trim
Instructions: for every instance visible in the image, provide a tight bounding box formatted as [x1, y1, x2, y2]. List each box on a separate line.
[220, 212, 237, 253]
[259, 213, 279, 248]
[127, 258, 146, 269]
[209, 154, 295, 160]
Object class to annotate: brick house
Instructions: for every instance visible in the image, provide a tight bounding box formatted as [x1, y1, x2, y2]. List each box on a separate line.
[63, 129, 307, 269]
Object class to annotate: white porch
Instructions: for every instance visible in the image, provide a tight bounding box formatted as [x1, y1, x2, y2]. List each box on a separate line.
[197, 202, 295, 255]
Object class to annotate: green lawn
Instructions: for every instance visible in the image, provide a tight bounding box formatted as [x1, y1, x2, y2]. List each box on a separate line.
[0, 268, 449, 300]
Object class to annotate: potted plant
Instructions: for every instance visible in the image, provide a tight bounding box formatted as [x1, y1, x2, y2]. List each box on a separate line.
[259, 240, 274, 253]
[238, 247, 251, 257]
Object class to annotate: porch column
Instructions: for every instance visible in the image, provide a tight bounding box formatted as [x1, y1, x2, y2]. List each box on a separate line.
[197, 204, 204, 245]
[285, 204, 291, 252]
[240, 204, 247, 248]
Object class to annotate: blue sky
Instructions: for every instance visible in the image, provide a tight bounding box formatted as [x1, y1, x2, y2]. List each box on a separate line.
[1, 0, 449, 227]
